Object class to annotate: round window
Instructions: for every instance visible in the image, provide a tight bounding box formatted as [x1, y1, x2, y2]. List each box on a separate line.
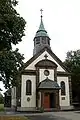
[44, 70, 49, 76]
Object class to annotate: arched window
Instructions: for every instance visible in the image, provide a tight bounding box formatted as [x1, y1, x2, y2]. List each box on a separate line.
[61, 81, 66, 95]
[42, 37, 46, 44]
[26, 80, 32, 95]
[36, 38, 40, 44]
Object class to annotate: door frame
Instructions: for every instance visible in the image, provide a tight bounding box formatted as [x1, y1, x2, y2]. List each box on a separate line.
[40, 90, 60, 109]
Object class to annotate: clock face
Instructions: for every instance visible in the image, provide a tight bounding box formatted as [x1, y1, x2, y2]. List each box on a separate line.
[44, 70, 50, 76]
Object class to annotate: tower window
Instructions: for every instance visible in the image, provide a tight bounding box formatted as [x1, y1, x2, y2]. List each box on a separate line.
[60, 81, 66, 95]
[42, 37, 46, 44]
[26, 80, 32, 95]
[36, 38, 40, 44]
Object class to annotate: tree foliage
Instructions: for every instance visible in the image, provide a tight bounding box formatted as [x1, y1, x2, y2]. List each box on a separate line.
[64, 50, 80, 102]
[0, 0, 26, 50]
[0, 49, 24, 88]
[0, 0, 26, 88]
[0, 93, 4, 104]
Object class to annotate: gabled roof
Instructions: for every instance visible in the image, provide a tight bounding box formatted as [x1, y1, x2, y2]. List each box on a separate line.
[20, 47, 69, 73]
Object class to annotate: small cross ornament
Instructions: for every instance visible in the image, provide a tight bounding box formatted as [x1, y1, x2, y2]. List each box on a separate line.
[44, 54, 48, 59]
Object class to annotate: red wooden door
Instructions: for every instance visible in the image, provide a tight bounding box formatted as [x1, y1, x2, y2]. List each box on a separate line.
[42, 93, 50, 108]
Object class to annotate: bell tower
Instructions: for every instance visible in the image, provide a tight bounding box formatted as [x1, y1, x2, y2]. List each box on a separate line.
[33, 9, 51, 55]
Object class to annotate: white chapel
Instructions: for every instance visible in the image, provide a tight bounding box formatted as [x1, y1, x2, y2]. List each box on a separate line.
[11, 11, 72, 111]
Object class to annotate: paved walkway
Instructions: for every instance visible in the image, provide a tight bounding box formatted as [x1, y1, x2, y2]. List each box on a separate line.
[22, 111, 80, 120]
[49, 111, 80, 120]
[28, 115, 68, 120]
[0, 111, 80, 120]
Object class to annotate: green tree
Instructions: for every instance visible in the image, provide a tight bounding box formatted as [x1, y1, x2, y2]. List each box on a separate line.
[0, 0, 26, 88]
[0, 0, 26, 50]
[0, 49, 24, 88]
[0, 93, 4, 104]
[64, 50, 80, 102]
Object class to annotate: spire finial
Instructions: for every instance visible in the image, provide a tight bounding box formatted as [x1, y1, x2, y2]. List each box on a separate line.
[40, 9, 43, 18]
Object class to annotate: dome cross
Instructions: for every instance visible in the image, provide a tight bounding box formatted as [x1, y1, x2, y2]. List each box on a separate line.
[40, 9, 43, 17]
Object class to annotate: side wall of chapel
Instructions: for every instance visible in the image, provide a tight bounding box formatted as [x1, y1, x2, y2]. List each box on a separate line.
[21, 75, 36, 110]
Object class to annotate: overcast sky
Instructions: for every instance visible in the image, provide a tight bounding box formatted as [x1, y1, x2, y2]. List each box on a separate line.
[1, 0, 80, 93]
[13, 0, 80, 62]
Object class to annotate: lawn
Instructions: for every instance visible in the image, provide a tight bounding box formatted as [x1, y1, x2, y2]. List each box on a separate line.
[0, 104, 4, 111]
[0, 105, 29, 119]
[0, 116, 28, 120]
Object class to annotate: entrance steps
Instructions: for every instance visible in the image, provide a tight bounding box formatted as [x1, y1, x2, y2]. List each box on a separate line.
[60, 106, 74, 111]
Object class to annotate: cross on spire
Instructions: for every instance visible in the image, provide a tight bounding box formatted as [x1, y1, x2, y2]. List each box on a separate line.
[40, 9, 43, 17]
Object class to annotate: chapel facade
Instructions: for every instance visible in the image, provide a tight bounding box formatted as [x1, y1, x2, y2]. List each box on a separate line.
[11, 12, 72, 111]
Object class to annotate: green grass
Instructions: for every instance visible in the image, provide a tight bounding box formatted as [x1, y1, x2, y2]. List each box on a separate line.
[0, 116, 28, 120]
[0, 104, 4, 111]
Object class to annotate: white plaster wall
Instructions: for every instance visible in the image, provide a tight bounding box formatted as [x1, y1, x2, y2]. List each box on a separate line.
[39, 69, 54, 82]
[25, 51, 65, 72]
[21, 75, 36, 108]
[11, 99, 16, 106]
[57, 77, 70, 106]
[11, 87, 16, 106]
